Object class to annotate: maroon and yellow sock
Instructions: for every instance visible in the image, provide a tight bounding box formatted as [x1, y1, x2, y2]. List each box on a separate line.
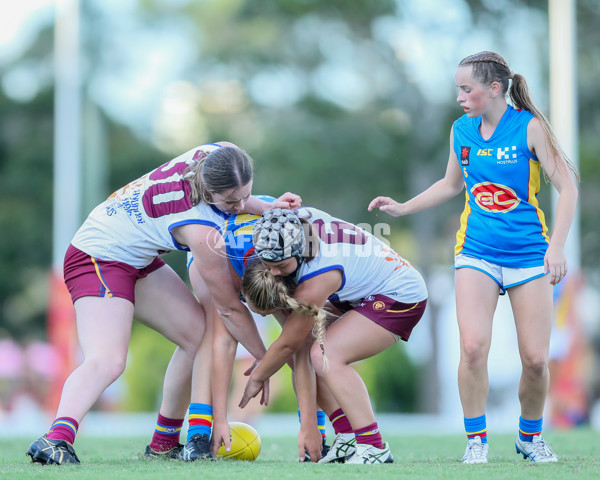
[354, 421, 383, 449]
[329, 408, 353, 434]
[149, 413, 183, 452]
[47, 417, 78, 444]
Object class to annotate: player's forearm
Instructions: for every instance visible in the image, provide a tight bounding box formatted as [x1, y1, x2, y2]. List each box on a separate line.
[549, 182, 578, 249]
[403, 178, 463, 215]
[242, 196, 272, 215]
[216, 304, 267, 360]
[252, 338, 295, 382]
[211, 335, 238, 422]
[293, 345, 318, 429]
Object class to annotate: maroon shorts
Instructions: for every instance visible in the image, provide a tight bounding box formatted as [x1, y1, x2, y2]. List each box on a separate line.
[63, 244, 166, 304]
[330, 294, 427, 342]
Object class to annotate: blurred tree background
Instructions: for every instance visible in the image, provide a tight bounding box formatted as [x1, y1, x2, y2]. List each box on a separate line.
[0, 0, 598, 413]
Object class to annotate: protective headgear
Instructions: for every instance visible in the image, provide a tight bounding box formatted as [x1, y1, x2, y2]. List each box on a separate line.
[253, 208, 305, 263]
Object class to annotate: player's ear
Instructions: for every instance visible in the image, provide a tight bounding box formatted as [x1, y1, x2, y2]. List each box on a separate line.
[490, 81, 501, 97]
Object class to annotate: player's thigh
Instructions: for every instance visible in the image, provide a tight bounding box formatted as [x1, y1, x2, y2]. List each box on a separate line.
[316, 310, 397, 366]
[508, 275, 553, 357]
[134, 264, 206, 346]
[74, 295, 134, 360]
[454, 267, 499, 347]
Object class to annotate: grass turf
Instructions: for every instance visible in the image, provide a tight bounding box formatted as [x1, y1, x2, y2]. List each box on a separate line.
[2, 428, 598, 480]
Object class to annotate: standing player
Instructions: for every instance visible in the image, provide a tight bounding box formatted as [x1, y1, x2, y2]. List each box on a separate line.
[26, 142, 298, 465]
[369, 51, 578, 463]
[239, 207, 428, 464]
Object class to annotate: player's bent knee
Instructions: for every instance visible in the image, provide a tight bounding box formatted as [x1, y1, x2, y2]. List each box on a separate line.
[310, 343, 343, 376]
[177, 324, 206, 353]
[85, 354, 127, 384]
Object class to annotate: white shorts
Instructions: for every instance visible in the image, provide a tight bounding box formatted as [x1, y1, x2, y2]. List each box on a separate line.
[453, 254, 546, 295]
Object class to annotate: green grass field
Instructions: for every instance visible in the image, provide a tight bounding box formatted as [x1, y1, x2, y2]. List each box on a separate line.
[2, 428, 598, 480]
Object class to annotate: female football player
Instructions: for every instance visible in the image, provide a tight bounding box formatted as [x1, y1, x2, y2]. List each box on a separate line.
[369, 51, 578, 463]
[26, 142, 299, 465]
[238, 207, 428, 464]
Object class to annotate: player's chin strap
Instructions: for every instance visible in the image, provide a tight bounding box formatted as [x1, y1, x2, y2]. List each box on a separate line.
[289, 255, 303, 276]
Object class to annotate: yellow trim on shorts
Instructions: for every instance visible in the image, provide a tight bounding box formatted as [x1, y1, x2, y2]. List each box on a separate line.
[91, 256, 113, 298]
[387, 302, 419, 313]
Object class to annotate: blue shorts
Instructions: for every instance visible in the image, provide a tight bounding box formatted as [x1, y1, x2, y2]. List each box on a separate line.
[453, 254, 546, 295]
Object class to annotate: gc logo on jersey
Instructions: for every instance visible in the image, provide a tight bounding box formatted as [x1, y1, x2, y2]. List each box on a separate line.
[470, 182, 520, 213]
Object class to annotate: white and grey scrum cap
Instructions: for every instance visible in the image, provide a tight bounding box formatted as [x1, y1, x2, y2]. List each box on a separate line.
[252, 208, 305, 262]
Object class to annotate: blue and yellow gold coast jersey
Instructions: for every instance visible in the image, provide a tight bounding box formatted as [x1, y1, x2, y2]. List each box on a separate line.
[452, 105, 549, 268]
[222, 196, 276, 277]
[186, 196, 275, 276]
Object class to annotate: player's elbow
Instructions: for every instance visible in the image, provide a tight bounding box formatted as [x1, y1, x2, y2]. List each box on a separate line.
[280, 340, 302, 360]
[280, 346, 296, 363]
[443, 178, 464, 197]
[215, 304, 241, 320]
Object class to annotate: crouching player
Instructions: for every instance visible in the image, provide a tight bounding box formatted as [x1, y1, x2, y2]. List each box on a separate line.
[239, 208, 428, 464]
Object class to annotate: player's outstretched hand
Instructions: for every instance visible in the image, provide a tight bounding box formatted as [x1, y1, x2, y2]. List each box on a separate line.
[368, 196, 404, 217]
[211, 419, 231, 457]
[273, 192, 302, 210]
[239, 375, 269, 408]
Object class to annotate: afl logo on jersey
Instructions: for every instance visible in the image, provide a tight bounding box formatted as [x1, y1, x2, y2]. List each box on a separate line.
[471, 182, 520, 213]
[372, 301, 386, 311]
[460, 146, 471, 166]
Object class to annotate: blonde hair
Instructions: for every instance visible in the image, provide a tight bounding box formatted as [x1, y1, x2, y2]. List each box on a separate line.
[184, 146, 254, 206]
[459, 51, 579, 181]
[241, 258, 330, 366]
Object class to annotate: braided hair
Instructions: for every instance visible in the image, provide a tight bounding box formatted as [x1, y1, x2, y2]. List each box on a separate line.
[241, 258, 330, 366]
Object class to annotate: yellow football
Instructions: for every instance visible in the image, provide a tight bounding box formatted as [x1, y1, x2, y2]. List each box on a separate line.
[216, 421, 261, 461]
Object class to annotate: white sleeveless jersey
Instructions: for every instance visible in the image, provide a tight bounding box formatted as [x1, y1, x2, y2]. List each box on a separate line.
[295, 207, 427, 304]
[72, 143, 229, 269]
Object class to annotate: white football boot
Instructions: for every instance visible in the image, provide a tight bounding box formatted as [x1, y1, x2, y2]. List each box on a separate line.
[515, 435, 558, 463]
[318, 433, 356, 463]
[461, 436, 489, 464]
[345, 441, 394, 464]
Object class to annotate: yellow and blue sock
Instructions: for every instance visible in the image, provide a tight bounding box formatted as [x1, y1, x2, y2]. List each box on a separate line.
[187, 403, 213, 441]
[519, 416, 542, 442]
[464, 414, 487, 443]
[317, 410, 326, 440]
[297, 409, 327, 441]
